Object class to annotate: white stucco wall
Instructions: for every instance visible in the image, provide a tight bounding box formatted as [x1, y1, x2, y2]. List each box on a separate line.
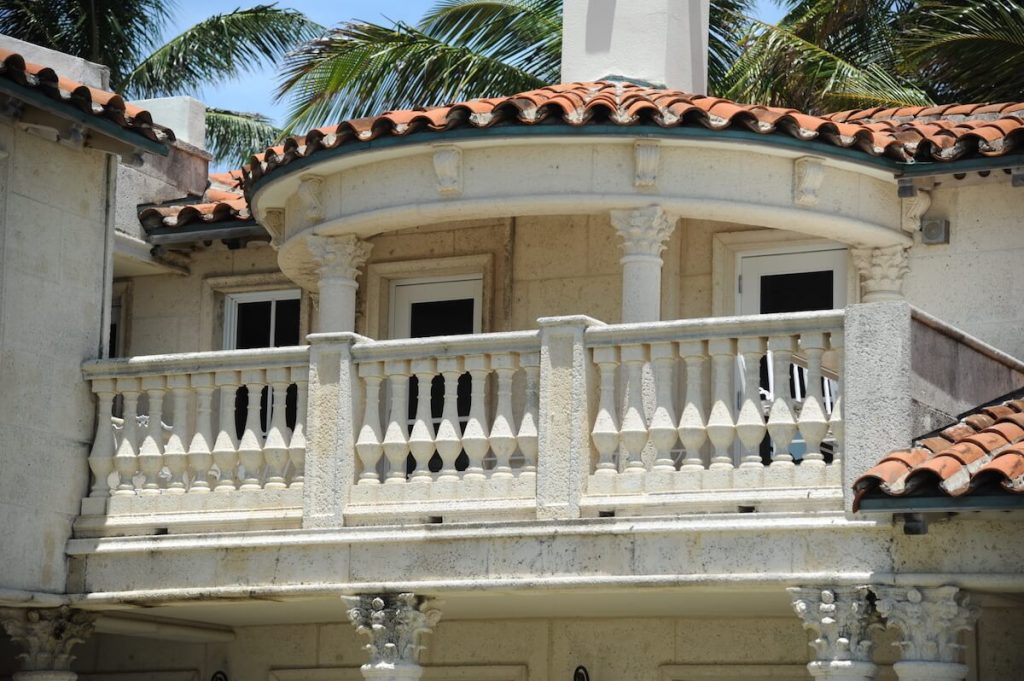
[0, 125, 110, 592]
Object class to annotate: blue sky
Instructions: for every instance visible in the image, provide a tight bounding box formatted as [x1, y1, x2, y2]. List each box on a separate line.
[170, 0, 786, 127]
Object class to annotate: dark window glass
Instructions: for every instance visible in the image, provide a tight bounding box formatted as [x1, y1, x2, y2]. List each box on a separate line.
[275, 298, 301, 346]
[409, 298, 475, 337]
[235, 300, 272, 349]
[759, 270, 833, 314]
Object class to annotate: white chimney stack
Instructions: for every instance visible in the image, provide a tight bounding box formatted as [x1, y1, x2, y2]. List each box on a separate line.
[560, 0, 710, 93]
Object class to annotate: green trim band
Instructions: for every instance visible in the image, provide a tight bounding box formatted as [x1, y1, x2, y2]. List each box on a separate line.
[858, 493, 1024, 513]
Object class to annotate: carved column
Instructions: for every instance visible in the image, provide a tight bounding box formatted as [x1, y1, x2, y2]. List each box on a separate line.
[789, 586, 879, 681]
[0, 607, 96, 681]
[874, 586, 979, 681]
[308, 234, 373, 333]
[610, 205, 676, 323]
[343, 593, 442, 681]
[850, 244, 910, 303]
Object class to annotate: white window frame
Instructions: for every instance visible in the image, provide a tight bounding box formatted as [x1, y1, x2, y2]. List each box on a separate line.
[222, 288, 302, 350]
[388, 274, 484, 340]
[736, 244, 849, 316]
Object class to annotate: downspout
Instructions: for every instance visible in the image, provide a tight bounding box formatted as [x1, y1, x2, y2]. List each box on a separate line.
[98, 153, 118, 359]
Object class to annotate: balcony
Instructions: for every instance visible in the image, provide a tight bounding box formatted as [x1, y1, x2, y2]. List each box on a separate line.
[75, 303, 1023, 537]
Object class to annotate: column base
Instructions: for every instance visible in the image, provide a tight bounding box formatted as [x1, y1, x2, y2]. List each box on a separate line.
[14, 673, 77, 681]
[361, 663, 424, 681]
[808, 660, 877, 681]
[893, 661, 968, 681]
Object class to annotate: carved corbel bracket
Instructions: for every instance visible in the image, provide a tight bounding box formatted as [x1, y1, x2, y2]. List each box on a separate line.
[793, 156, 826, 208]
[634, 140, 660, 189]
[298, 174, 325, 222]
[433, 145, 462, 197]
[901, 188, 932, 233]
[261, 208, 285, 250]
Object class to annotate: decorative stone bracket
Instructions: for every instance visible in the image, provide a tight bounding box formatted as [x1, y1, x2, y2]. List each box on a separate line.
[343, 593, 442, 681]
[0, 606, 96, 676]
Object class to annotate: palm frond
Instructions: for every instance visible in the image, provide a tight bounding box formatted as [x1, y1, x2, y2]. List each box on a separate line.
[122, 4, 323, 98]
[905, 0, 1024, 103]
[205, 107, 281, 167]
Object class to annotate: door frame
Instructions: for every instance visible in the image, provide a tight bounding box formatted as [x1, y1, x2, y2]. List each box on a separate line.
[388, 274, 484, 340]
[735, 245, 849, 317]
[222, 287, 302, 350]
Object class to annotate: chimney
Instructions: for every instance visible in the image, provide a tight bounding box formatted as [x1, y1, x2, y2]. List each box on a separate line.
[560, 0, 710, 93]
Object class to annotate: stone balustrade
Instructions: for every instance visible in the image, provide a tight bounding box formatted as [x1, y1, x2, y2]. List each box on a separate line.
[346, 331, 542, 524]
[585, 310, 845, 501]
[79, 347, 309, 534]
[78, 312, 854, 534]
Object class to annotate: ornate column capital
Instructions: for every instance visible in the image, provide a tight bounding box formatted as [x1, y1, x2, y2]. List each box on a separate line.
[0, 606, 96, 674]
[610, 205, 676, 260]
[344, 593, 442, 681]
[851, 244, 910, 303]
[308, 234, 373, 282]
[789, 586, 879, 681]
[874, 586, 978, 671]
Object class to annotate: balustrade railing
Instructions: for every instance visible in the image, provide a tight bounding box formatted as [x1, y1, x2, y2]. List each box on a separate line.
[347, 331, 541, 514]
[585, 311, 845, 495]
[81, 347, 309, 528]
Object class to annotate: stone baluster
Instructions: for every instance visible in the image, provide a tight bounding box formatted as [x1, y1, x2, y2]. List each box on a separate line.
[237, 369, 267, 491]
[86, 379, 116, 500]
[789, 586, 879, 681]
[798, 332, 829, 470]
[875, 586, 979, 681]
[705, 338, 737, 469]
[343, 593, 443, 681]
[677, 340, 708, 472]
[0, 606, 96, 681]
[736, 337, 767, 468]
[649, 342, 678, 473]
[187, 372, 215, 493]
[434, 357, 464, 482]
[138, 375, 166, 494]
[461, 355, 490, 480]
[211, 370, 240, 492]
[619, 343, 650, 474]
[355, 361, 384, 484]
[828, 330, 844, 470]
[163, 375, 191, 493]
[407, 359, 437, 482]
[591, 346, 620, 475]
[517, 352, 540, 476]
[289, 366, 308, 488]
[382, 360, 411, 484]
[766, 335, 799, 467]
[489, 352, 518, 479]
[263, 368, 291, 490]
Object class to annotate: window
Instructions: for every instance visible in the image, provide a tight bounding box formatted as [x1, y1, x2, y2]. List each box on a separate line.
[389, 275, 483, 340]
[223, 289, 302, 350]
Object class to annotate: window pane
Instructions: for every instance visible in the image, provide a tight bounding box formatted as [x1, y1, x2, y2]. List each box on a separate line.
[759, 270, 833, 314]
[235, 301, 272, 349]
[274, 298, 301, 347]
[409, 298, 474, 338]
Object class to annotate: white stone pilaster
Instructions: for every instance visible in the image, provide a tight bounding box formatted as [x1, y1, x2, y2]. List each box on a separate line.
[343, 593, 442, 681]
[789, 586, 879, 681]
[850, 244, 910, 303]
[0, 607, 95, 680]
[308, 234, 373, 333]
[610, 205, 676, 323]
[875, 586, 979, 681]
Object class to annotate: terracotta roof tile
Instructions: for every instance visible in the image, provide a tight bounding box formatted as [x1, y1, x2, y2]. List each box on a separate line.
[138, 174, 250, 231]
[854, 393, 1024, 509]
[241, 81, 1024, 189]
[0, 48, 174, 146]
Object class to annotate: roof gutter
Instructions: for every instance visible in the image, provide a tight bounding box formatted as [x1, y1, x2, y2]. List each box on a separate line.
[858, 493, 1024, 513]
[146, 220, 266, 245]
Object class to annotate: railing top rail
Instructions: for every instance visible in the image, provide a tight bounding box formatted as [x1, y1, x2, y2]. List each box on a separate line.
[352, 330, 541, 362]
[585, 310, 846, 346]
[82, 345, 311, 380]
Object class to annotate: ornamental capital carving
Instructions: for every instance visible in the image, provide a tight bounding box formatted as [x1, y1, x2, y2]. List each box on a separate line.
[789, 586, 879, 664]
[874, 586, 978, 664]
[308, 234, 373, 282]
[343, 593, 442, 677]
[610, 205, 676, 259]
[298, 174, 325, 222]
[851, 244, 910, 303]
[0, 606, 96, 672]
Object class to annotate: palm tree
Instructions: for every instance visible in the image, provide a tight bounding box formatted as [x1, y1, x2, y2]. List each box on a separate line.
[0, 1, 322, 163]
[276, 0, 754, 134]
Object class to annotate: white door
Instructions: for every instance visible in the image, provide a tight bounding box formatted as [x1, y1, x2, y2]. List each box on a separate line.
[737, 246, 847, 316]
[389, 275, 483, 340]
